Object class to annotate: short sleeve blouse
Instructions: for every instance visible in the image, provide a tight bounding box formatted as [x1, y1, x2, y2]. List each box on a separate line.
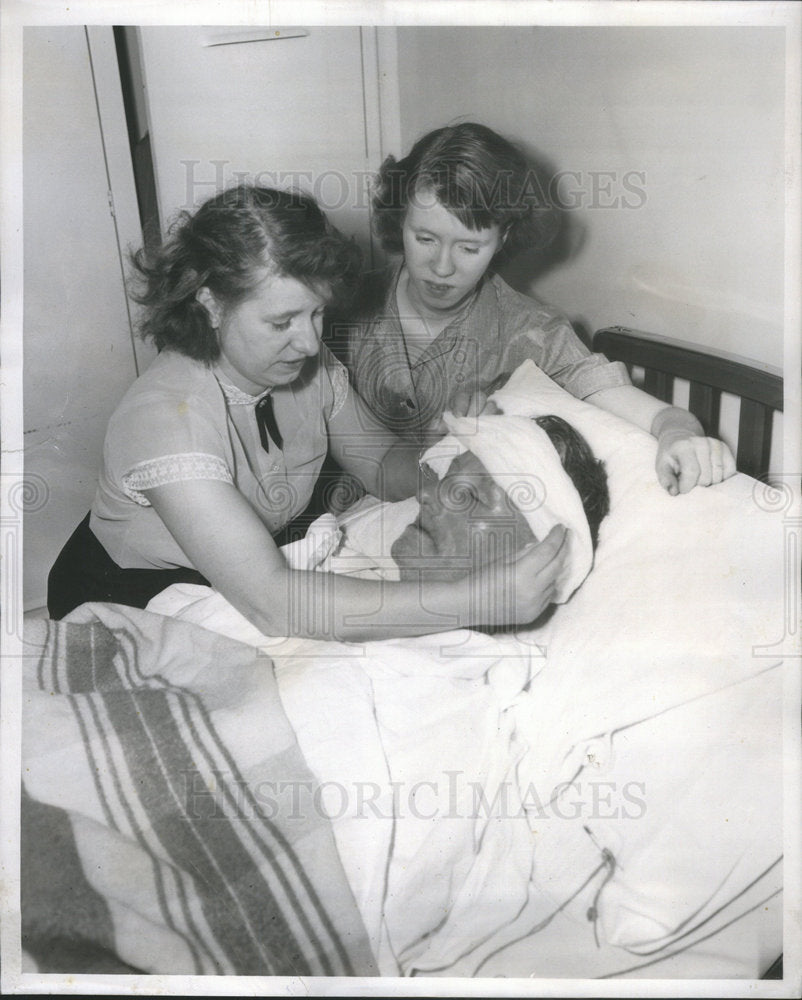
[91, 346, 349, 569]
[331, 263, 630, 444]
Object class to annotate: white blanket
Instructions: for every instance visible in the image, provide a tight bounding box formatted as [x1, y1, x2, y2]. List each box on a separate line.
[147, 581, 540, 974]
[147, 362, 787, 977]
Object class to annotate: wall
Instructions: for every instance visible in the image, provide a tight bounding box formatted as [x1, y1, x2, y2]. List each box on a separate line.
[137, 26, 382, 258]
[23, 26, 148, 609]
[394, 26, 785, 370]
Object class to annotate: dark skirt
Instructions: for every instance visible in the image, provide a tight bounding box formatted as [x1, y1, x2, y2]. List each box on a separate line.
[46, 513, 210, 620]
[46, 457, 351, 619]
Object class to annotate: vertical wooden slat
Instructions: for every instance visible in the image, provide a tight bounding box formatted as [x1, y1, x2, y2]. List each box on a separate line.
[643, 369, 674, 404]
[593, 327, 783, 480]
[688, 382, 721, 436]
[737, 399, 772, 480]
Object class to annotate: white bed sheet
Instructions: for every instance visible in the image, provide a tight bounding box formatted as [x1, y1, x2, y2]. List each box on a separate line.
[146, 363, 786, 978]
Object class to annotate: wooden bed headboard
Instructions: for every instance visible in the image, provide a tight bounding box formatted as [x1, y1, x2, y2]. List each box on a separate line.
[592, 326, 784, 481]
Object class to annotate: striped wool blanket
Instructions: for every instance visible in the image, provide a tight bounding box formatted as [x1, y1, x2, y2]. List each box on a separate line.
[21, 602, 378, 977]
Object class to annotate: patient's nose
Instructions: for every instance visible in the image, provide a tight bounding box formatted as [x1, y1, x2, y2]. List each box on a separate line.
[418, 465, 439, 506]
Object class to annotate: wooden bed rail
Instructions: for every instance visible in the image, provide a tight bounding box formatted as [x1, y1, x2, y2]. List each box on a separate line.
[592, 326, 784, 481]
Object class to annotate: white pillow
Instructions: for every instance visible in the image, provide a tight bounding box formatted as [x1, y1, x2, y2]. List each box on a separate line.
[497, 362, 784, 743]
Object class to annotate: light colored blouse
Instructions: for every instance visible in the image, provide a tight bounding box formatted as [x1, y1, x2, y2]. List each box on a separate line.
[91, 346, 348, 569]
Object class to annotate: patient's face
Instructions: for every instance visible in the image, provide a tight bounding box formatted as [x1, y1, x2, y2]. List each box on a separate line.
[391, 451, 536, 581]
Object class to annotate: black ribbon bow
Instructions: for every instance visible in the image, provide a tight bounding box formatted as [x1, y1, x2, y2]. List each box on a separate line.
[255, 394, 283, 452]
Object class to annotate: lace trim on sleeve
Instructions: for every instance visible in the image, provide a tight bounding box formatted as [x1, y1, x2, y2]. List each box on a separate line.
[122, 453, 233, 506]
[327, 355, 350, 419]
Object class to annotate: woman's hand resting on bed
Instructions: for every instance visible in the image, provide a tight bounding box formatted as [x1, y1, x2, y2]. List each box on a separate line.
[655, 431, 737, 495]
[652, 407, 737, 495]
[588, 386, 737, 496]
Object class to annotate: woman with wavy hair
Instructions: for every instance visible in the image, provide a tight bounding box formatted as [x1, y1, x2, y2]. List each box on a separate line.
[48, 183, 566, 638]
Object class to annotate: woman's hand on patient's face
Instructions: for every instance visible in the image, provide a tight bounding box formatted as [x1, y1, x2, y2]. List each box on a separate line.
[468, 524, 567, 627]
[656, 431, 737, 495]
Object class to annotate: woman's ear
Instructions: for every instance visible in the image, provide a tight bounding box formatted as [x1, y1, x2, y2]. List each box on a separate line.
[493, 226, 510, 259]
[196, 286, 222, 328]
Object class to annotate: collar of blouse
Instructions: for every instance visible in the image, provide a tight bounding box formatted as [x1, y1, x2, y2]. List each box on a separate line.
[214, 370, 272, 407]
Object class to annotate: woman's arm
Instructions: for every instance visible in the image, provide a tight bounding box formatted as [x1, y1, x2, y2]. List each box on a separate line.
[143, 479, 568, 641]
[587, 384, 736, 494]
[325, 386, 422, 501]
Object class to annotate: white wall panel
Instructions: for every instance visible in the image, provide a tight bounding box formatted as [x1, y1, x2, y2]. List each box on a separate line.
[23, 26, 144, 609]
[138, 26, 377, 256]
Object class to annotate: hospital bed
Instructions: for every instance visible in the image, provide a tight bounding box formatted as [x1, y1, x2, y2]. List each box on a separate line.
[18, 331, 792, 989]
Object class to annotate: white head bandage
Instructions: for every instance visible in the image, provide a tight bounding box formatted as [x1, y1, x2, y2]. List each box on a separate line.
[421, 409, 594, 602]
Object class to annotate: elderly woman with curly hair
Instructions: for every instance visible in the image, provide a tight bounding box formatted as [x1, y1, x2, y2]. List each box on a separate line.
[48, 184, 567, 639]
[333, 122, 735, 495]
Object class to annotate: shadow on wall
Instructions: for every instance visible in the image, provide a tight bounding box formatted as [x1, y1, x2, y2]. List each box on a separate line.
[496, 139, 588, 332]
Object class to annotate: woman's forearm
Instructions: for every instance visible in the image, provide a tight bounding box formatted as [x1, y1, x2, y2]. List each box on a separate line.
[649, 404, 704, 439]
[327, 388, 421, 500]
[586, 384, 668, 432]
[234, 563, 475, 642]
[145, 472, 565, 644]
[587, 384, 703, 438]
[146, 477, 475, 640]
[375, 439, 422, 500]
[231, 526, 567, 643]
[587, 382, 733, 495]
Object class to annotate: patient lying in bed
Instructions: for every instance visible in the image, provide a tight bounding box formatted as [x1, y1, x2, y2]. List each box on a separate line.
[20, 356, 784, 983]
[143, 360, 784, 979]
[392, 414, 609, 584]
[309, 409, 611, 623]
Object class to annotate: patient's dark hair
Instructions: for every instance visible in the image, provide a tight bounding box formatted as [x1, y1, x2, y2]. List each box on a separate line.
[129, 185, 361, 361]
[372, 122, 557, 260]
[535, 415, 610, 550]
